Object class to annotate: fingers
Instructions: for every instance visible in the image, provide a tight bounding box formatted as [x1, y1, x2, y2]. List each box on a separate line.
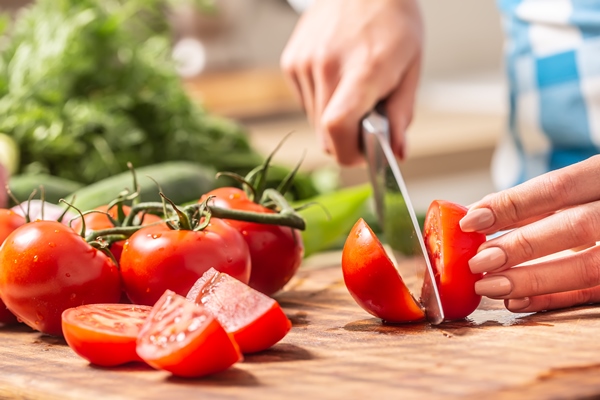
[474, 245, 600, 300]
[505, 285, 600, 313]
[460, 155, 600, 234]
[280, 0, 424, 165]
[320, 64, 394, 165]
[468, 200, 600, 274]
[385, 55, 421, 160]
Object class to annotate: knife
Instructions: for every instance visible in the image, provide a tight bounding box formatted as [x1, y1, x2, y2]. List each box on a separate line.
[361, 108, 444, 325]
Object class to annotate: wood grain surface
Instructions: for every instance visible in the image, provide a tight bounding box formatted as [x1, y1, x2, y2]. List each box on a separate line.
[1, 254, 600, 400]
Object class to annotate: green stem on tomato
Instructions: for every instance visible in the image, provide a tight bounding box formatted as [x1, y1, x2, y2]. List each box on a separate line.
[123, 196, 306, 231]
[274, 149, 305, 201]
[210, 188, 305, 230]
[159, 193, 193, 231]
[123, 202, 166, 226]
[84, 225, 148, 243]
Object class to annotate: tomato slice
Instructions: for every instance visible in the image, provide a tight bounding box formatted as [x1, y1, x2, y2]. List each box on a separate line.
[341, 218, 425, 323]
[423, 200, 487, 321]
[187, 268, 292, 354]
[61, 304, 152, 367]
[136, 290, 242, 378]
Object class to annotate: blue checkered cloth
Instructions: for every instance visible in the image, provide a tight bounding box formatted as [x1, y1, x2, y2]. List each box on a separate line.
[493, 0, 600, 190]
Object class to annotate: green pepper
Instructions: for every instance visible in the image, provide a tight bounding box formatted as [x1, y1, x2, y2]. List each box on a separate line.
[295, 184, 372, 257]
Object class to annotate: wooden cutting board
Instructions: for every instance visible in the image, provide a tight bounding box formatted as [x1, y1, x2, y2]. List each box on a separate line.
[1, 253, 600, 400]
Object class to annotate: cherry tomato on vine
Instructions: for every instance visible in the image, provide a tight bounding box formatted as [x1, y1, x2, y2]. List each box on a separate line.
[342, 218, 425, 323]
[202, 187, 304, 296]
[0, 220, 122, 336]
[62, 304, 152, 367]
[187, 268, 291, 354]
[119, 219, 251, 306]
[0, 209, 26, 325]
[423, 200, 486, 321]
[71, 204, 162, 262]
[137, 290, 242, 378]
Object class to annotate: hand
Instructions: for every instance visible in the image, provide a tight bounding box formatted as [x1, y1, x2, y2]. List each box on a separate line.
[459, 155, 600, 313]
[280, 0, 423, 165]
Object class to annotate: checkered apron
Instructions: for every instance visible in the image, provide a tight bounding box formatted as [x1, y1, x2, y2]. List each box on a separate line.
[493, 0, 600, 190]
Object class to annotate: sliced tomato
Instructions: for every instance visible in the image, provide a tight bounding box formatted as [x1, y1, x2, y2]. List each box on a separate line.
[424, 200, 486, 321]
[136, 290, 241, 378]
[187, 268, 291, 354]
[341, 218, 425, 323]
[61, 304, 152, 367]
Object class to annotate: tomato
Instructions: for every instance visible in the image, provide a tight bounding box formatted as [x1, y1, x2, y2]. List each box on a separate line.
[423, 200, 486, 321]
[0, 208, 27, 242]
[341, 218, 425, 323]
[120, 219, 251, 306]
[71, 204, 162, 262]
[62, 304, 152, 367]
[0, 220, 122, 336]
[187, 268, 291, 354]
[137, 290, 241, 378]
[0, 209, 26, 325]
[202, 187, 304, 296]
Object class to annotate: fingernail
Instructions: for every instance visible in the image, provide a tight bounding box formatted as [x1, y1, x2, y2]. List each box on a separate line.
[469, 247, 507, 274]
[506, 297, 530, 312]
[460, 208, 495, 232]
[474, 276, 512, 297]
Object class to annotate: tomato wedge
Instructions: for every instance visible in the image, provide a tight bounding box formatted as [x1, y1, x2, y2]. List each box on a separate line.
[341, 218, 425, 323]
[62, 304, 152, 367]
[136, 290, 241, 378]
[423, 200, 486, 321]
[187, 268, 292, 354]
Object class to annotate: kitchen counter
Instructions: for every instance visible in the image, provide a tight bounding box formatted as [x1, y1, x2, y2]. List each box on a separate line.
[2, 252, 600, 400]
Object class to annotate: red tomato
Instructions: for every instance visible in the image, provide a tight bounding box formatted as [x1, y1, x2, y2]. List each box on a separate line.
[0, 220, 122, 336]
[202, 187, 304, 296]
[341, 218, 425, 323]
[119, 219, 251, 306]
[62, 304, 152, 367]
[71, 204, 162, 262]
[137, 290, 242, 378]
[0, 209, 26, 325]
[187, 268, 291, 354]
[424, 200, 486, 321]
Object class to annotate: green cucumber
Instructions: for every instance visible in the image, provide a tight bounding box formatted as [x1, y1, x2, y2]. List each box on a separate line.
[68, 161, 218, 211]
[8, 173, 84, 206]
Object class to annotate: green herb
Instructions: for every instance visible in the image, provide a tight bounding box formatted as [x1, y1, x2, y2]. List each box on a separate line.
[0, 0, 289, 190]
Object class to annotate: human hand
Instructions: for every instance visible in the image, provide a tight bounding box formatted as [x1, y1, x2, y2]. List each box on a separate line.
[459, 155, 600, 313]
[280, 0, 423, 165]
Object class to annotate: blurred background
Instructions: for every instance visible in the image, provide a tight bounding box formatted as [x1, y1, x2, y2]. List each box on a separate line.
[1, 0, 505, 214]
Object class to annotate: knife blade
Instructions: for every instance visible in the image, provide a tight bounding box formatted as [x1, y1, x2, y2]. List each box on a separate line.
[361, 109, 444, 325]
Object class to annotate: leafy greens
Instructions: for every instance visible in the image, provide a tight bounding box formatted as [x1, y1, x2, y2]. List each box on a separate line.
[0, 0, 268, 185]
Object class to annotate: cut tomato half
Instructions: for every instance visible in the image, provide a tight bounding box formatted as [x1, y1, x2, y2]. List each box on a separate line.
[341, 218, 425, 323]
[424, 200, 486, 321]
[187, 268, 292, 354]
[61, 304, 152, 367]
[136, 290, 242, 378]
